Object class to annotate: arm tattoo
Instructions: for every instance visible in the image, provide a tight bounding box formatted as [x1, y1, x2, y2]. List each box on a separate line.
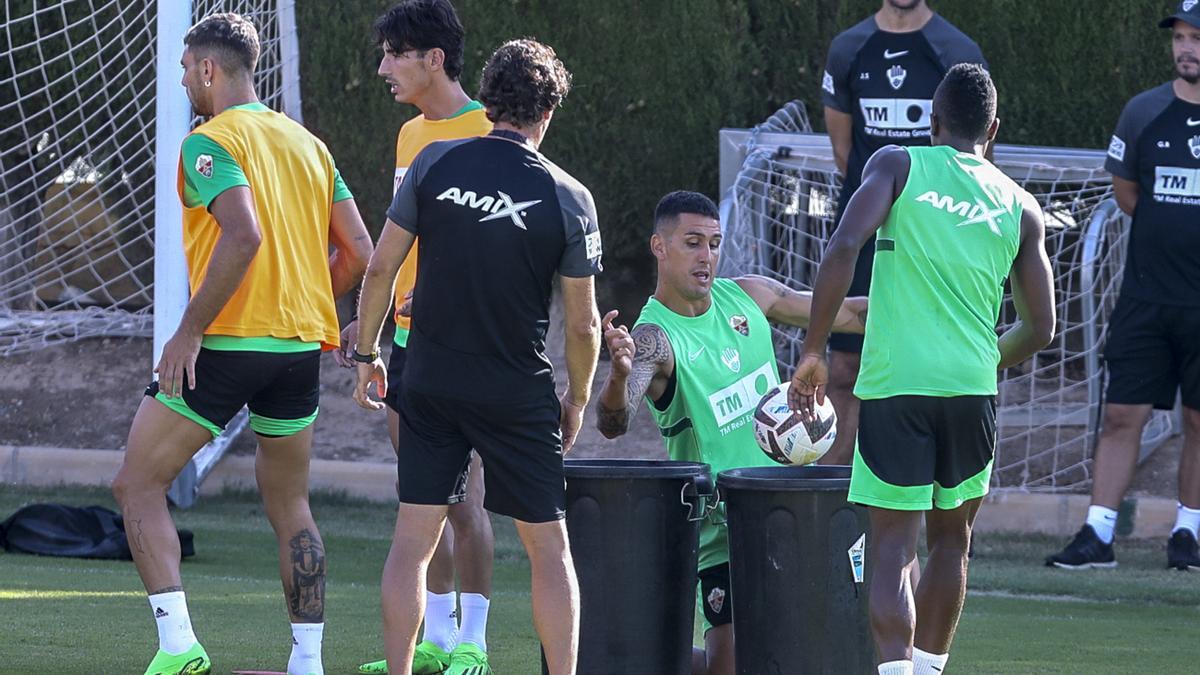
[759, 276, 790, 298]
[596, 400, 629, 437]
[597, 324, 671, 437]
[287, 528, 326, 623]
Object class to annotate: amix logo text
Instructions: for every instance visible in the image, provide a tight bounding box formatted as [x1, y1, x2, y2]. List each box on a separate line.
[436, 186, 542, 230]
[914, 190, 1007, 237]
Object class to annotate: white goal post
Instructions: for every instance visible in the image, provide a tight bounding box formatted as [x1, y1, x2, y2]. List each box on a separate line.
[718, 104, 1182, 492]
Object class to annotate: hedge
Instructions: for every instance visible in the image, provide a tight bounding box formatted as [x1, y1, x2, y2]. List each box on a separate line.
[296, 0, 1169, 315]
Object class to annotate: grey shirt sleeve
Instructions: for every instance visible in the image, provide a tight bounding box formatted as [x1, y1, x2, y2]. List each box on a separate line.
[926, 14, 988, 70]
[1105, 84, 1173, 180]
[386, 139, 464, 234]
[555, 180, 603, 278]
[822, 19, 874, 113]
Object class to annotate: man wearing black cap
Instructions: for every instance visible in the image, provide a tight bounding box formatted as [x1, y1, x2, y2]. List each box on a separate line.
[1046, 1, 1200, 572]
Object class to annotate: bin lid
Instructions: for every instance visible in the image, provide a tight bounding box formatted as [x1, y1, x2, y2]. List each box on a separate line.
[717, 465, 851, 491]
[564, 458, 711, 480]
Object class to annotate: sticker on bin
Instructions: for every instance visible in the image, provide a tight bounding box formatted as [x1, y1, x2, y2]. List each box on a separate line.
[848, 533, 866, 584]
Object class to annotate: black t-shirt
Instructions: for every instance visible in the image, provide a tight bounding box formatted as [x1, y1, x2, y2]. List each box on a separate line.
[823, 13, 987, 205]
[386, 133, 603, 402]
[1105, 82, 1200, 307]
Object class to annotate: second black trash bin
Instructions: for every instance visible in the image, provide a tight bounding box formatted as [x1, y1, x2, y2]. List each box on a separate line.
[719, 464, 873, 674]
[542, 458, 713, 675]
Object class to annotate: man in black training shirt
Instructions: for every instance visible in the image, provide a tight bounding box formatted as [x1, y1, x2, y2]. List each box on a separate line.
[820, 0, 986, 464]
[1047, 2, 1200, 573]
[353, 39, 601, 675]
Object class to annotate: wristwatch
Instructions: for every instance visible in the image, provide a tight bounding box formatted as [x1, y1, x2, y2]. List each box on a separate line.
[351, 348, 379, 363]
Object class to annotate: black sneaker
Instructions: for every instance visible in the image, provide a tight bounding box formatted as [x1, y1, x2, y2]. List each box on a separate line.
[1167, 529, 1200, 571]
[1045, 525, 1118, 569]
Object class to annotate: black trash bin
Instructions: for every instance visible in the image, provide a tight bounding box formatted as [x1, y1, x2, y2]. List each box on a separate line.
[541, 459, 713, 675]
[719, 465, 873, 674]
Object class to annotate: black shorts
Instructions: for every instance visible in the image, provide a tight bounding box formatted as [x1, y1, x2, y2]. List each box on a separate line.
[698, 563, 733, 629]
[144, 347, 320, 438]
[395, 387, 565, 522]
[851, 395, 996, 511]
[828, 193, 874, 354]
[383, 345, 407, 413]
[1104, 297, 1200, 410]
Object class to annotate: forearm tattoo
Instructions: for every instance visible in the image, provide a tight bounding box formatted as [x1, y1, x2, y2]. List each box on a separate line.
[287, 528, 326, 623]
[597, 324, 670, 437]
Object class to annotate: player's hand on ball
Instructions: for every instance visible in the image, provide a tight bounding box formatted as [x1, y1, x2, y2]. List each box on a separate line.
[602, 310, 634, 378]
[789, 353, 828, 421]
[560, 393, 586, 454]
[155, 328, 202, 398]
[332, 320, 359, 368]
[353, 358, 388, 411]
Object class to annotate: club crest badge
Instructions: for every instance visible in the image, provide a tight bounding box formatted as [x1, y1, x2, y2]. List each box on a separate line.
[707, 586, 726, 614]
[888, 65, 907, 90]
[1189, 135, 1200, 159]
[195, 154, 213, 178]
[729, 314, 749, 337]
[720, 347, 741, 373]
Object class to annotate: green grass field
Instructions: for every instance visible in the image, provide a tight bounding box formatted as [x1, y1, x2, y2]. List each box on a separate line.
[1, 485, 1197, 674]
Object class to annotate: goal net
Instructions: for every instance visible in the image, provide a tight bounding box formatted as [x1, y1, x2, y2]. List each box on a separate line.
[0, 0, 302, 356]
[719, 103, 1180, 492]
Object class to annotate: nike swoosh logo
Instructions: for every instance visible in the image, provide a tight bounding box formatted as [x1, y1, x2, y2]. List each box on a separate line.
[688, 346, 706, 361]
[884, 49, 909, 59]
[1188, 117, 1200, 127]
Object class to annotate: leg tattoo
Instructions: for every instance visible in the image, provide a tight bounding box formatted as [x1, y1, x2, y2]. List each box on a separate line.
[287, 528, 326, 622]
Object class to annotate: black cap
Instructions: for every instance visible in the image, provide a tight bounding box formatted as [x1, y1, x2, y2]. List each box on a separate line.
[1161, 0, 1200, 29]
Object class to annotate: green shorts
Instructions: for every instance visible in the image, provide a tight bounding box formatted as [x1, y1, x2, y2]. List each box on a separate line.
[848, 395, 995, 511]
[148, 336, 321, 438]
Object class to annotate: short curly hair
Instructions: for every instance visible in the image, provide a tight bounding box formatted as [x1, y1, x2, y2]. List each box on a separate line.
[478, 39, 572, 128]
[184, 13, 260, 75]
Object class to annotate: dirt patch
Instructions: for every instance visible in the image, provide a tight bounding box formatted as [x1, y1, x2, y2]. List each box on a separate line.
[0, 332, 1183, 500]
[0, 335, 665, 463]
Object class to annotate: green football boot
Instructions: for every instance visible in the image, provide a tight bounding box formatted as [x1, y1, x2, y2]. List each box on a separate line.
[142, 642, 211, 675]
[357, 640, 452, 674]
[445, 643, 491, 675]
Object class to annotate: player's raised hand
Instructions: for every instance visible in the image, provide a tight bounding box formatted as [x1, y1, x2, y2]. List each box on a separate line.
[155, 328, 202, 399]
[332, 319, 359, 368]
[353, 358, 388, 411]
[789, 353, 828, 421]
[602, 310, 634, 378]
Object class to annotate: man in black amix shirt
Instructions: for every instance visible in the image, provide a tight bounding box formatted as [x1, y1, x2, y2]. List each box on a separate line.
[354, 39, 601, 674]
[1048, 2, 1200, 573]
[819, 0, 985, 464]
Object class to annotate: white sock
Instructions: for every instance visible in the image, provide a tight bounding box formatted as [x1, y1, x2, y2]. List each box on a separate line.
[1086, 505, 1118, 544]
[458, 592, 490, 652]
[1174, 503, 1200, 538]
[148, 590, 197, 655]
[878, 660, 914, 675]
[288, 623, 324, 675]
[423, 591, 458, 652]
[913, 647, 949, 674]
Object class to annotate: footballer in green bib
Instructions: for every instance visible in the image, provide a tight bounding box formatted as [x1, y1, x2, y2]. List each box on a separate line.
[790, 64, 1055, 671]
[595, 191, 867, 672]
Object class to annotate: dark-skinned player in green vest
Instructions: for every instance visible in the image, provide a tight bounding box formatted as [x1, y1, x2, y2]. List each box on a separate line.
[790, 64, 1056, 675]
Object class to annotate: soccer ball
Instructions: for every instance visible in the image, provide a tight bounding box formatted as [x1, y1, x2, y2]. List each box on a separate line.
[752, 382, 838, 465]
